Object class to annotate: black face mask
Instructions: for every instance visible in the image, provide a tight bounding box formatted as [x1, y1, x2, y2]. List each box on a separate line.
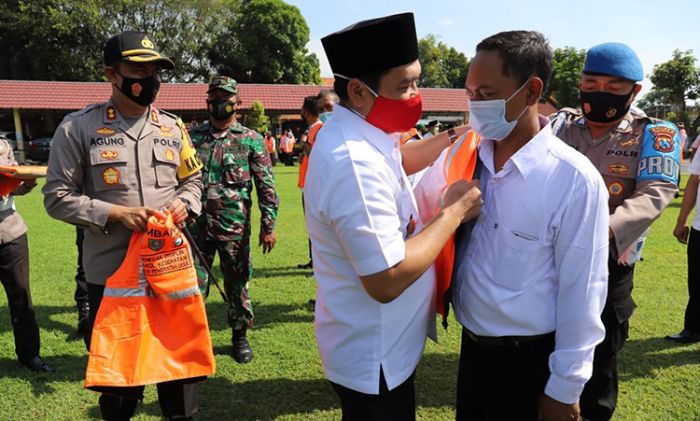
[207, 98, 236, 121]
[579, 87, 635, 123]
[116, 73, 160, 107]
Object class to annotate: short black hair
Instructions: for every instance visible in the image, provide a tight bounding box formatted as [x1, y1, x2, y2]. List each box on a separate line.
[302, 96, 319, 116]
[334, 69, 389, 102]
[476, 31, 552, 93]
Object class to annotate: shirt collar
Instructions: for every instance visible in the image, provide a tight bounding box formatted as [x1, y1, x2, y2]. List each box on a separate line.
[479, 115, 553, 180]
[333, 104, 399, 159]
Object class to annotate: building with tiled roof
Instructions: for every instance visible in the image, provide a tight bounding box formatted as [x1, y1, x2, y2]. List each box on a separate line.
[0, 79, 555, 146]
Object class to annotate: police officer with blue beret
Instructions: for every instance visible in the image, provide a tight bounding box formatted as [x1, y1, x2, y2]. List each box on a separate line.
[552, 42, 680, 420]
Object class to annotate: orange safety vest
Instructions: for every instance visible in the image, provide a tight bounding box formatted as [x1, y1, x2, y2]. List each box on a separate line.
[400, 128, 419, 145]
[298, 122, 323, 189]
[434, 130, 479, 324]
[84, 210, 215, 389]
[265, 136, 276, 154]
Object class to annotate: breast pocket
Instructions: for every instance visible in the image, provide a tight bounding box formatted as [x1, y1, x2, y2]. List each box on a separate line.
[89, 148, 129, 192]
[222, 149, 251, 186]
[492, 223, 550, 291]
[153, 146, 179, 187]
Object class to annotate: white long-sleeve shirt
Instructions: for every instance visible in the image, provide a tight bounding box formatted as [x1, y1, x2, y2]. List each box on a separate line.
[304, 105, 436, 394]
[453, 123, 609, 404]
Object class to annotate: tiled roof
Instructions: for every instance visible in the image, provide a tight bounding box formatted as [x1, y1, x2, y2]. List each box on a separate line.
[0, 80, 469, 113]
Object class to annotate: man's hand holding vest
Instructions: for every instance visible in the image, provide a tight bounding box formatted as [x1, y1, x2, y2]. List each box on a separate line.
[441, 179, 482, 223]
[108, 205, 157, 232]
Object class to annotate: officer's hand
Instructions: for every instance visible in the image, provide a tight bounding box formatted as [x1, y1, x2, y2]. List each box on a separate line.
[109, 205, 156, 232]
[167, 198, 188, 225]
[441, 179, 481, 223]
[259, 231, 276, 254]
[673, 222, 690, 244]
[537, 394, 580, 421]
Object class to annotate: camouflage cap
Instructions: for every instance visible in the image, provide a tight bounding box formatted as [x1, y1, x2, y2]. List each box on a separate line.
[208, 76, 238, 95]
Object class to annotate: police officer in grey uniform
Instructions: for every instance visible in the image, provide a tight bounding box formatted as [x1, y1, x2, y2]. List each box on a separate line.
[43, 31, 203, 421]
[0, 135, 53, 373]
[552, 43, 680, 421]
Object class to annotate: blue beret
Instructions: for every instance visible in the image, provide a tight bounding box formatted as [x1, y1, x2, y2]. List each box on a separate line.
[583, 42, 643, 82]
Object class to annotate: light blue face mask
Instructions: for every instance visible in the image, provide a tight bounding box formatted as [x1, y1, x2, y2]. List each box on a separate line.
[467, 79, 530, 141]
[319, 112, 333, 123]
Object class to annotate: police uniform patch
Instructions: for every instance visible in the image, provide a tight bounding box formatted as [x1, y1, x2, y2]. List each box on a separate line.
[102, 167, 120, 185]
[106, 106, 117, 120]
[151, 110, 159, 124]
[148, 239, 164, 251]
[100, 150, 119, 160]
[96, 127, 116, 136]
[650, 126, 676, 153]
[165, 149, 175, 161]
[608, 163, 628, 175]
[608, 182, 623, 196]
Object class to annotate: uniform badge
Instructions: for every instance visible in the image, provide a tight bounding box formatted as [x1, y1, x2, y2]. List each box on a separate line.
[141, 36, 155, 49]
[148, 239, 164, 251]
[106, 106, 117, 121]
[650, 126, 676, 153]
[96, 126, 116, 136]
[608, 182, 623, 196]
[159, 126, 174, 137]
[608, 163, 628, 175]
[165, 149, 175, 161]
[151, 110, 159, 124]
[100, 150, 119, 160]
[619, 137, 639, 147]
[102, 167, 120, 185]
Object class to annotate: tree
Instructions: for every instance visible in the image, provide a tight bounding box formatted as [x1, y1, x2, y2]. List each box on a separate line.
[418, 34, 469, 88]
[545, 47, 586, 108]
[649, 49, 700, 116]
[245, 100, 270, 134]
[209, 0, 321, 85]
[0, 0, 234, 82]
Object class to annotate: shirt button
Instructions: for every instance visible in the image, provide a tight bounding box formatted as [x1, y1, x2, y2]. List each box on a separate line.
[494, 223, 498, 229]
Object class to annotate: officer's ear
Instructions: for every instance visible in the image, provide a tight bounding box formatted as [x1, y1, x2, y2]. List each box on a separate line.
[104, 65, 119, 85]
[526, 78, 544, 106]
[631, 84, 642, 100]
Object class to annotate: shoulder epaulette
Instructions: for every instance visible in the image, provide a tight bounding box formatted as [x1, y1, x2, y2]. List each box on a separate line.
[64, 103, 102, 120]
[158, 109, 178, 120]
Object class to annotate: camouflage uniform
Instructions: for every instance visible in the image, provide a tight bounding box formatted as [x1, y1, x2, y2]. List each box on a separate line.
[189, 121, 278, 330]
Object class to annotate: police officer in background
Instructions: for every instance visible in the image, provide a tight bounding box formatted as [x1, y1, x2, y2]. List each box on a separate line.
[0, 135, 53, 373]
[552, 42, 680, 421]
[189, 75, 279, 364]
[43, 31, 203, 420]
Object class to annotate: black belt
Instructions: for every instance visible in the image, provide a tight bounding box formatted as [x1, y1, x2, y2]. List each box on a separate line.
[464, 328, 554, 348]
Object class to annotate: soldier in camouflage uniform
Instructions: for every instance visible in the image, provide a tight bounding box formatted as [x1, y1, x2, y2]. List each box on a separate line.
[189, 76, 279, 364]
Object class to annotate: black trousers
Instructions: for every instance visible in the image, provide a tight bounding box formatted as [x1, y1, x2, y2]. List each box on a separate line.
[74, 227, 88, 306]
[0, 234, 41, 361]
[684, 228, 700, 332]
[85, 283, 199, 420]
[580, 259, 634, 421]
[301, 193, 312, 263]
[330, 369, 415, 421]
[456, 328, 555, 420]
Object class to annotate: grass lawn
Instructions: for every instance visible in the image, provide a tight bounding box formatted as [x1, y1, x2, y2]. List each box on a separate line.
[0, 165, 698, 420]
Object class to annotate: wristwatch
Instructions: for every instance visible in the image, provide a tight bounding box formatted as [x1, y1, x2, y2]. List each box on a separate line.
[447, 128, 458, 144]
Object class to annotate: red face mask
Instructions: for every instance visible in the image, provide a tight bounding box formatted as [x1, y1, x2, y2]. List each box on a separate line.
[365, 89, 423, 134]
